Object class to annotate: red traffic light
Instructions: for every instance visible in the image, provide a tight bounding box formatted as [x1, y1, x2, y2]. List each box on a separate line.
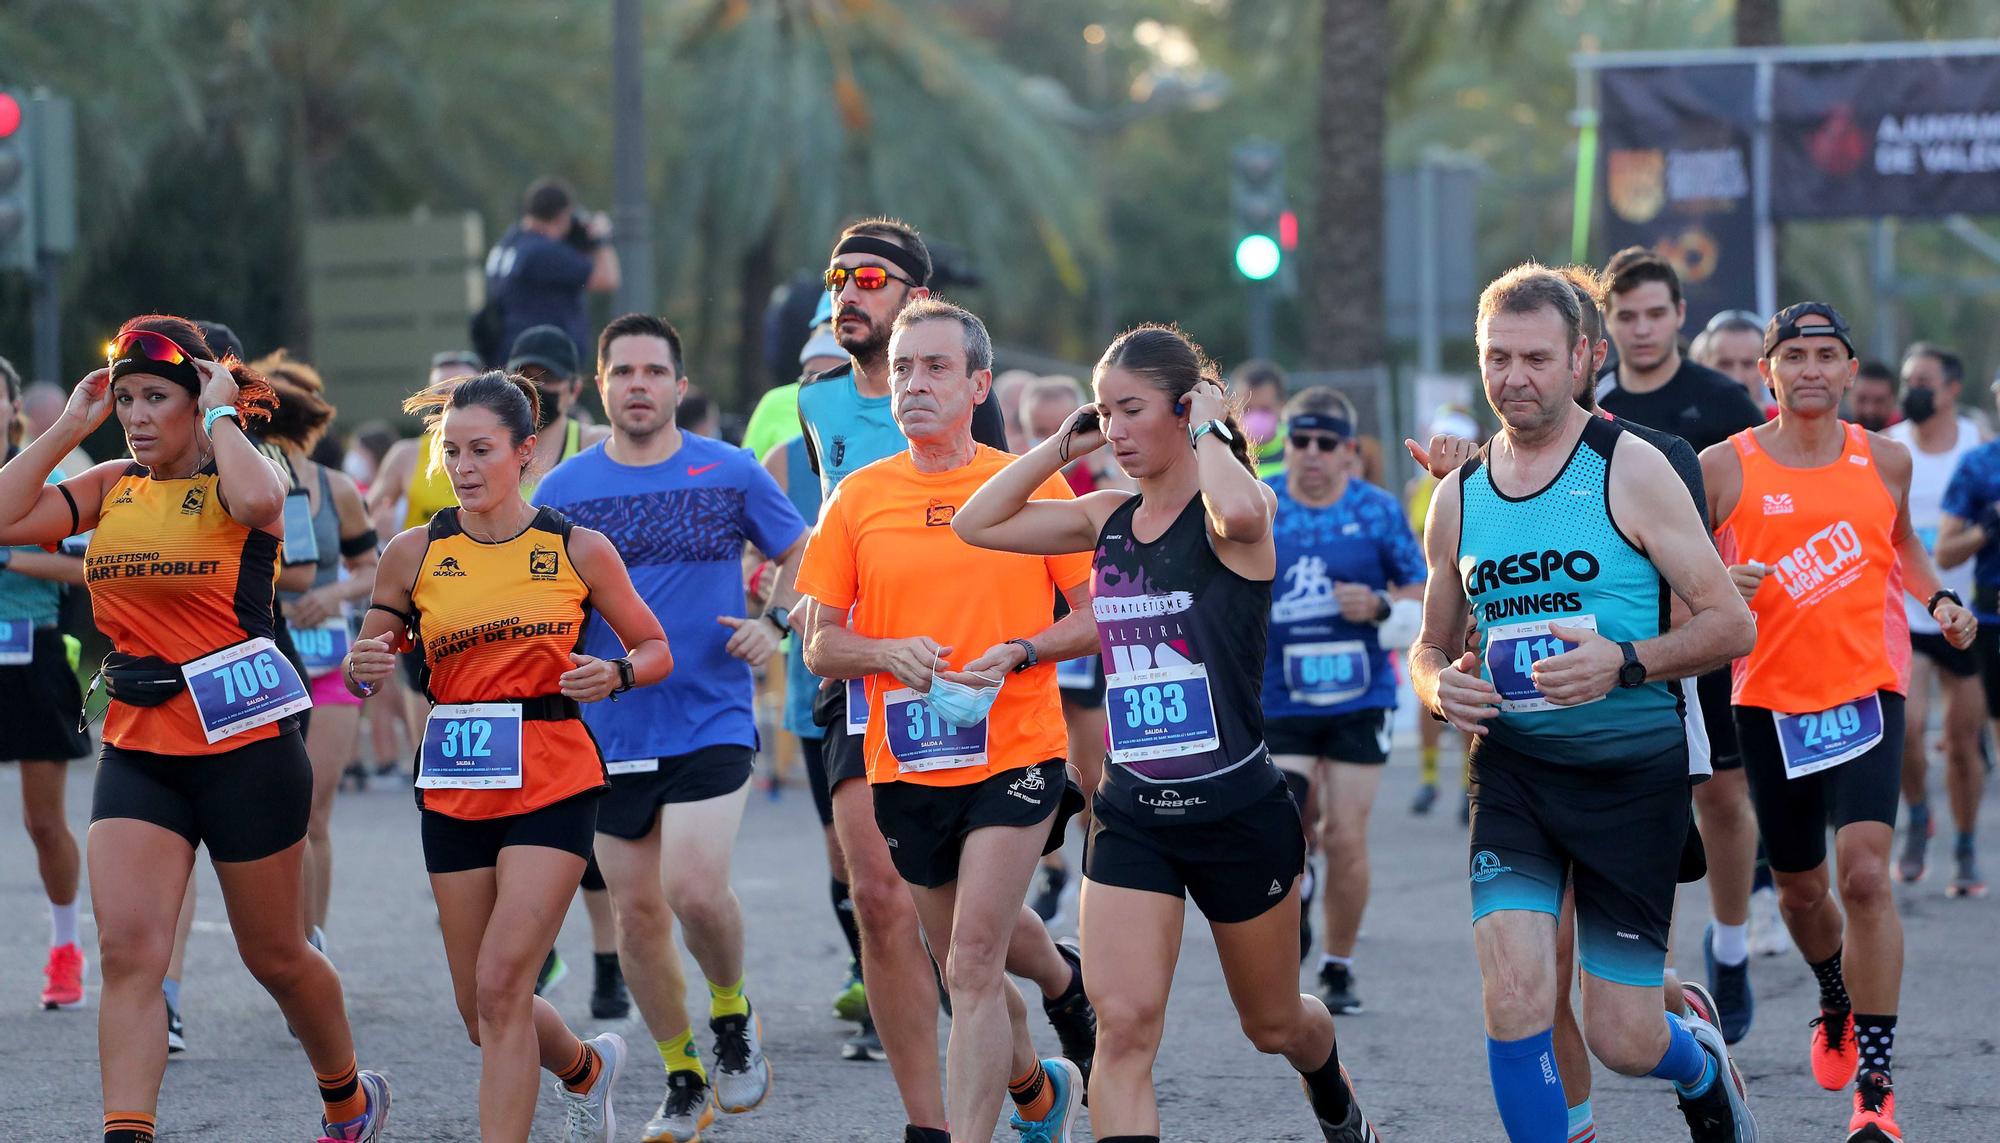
[1278, 209, 1299, 252]
[0, 93, 20, 140]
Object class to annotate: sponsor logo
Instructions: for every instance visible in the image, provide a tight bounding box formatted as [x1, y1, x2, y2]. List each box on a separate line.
[1272, 555, 1337, 622]
[1541, 1053, 1559, 1086]
[432, 556, 467, 578]
[1616, 930, 1642, 941]
[1267, 879, 1284, 896]
[687, 462, 720, 477]
[1460, 549, 1600, 598]
[1006, 768, 1047, 803]
[112, 485, 135, 505]
[1808, 105, 1868, 178]
[1340, 523, 1362, 536]
[831, 437, 847, 467]
[1769, 520, 1866, 601]
[528, 544, 559, 581]
[1568, 488, 1592, 496]
[1470, 850, 1513, 884]
[1135, 788, 1207, 813]
[884, 836, 898, 848]
[1849, 454, 1870, 466]
[1607, 148, 1665, 223]
[179, 487, 206, 515]
[925, 500, 955, 527]
[1762, 493, 1794, 515]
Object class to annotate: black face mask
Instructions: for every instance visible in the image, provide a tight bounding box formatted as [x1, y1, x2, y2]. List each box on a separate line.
[1900, 387, 1937, 424]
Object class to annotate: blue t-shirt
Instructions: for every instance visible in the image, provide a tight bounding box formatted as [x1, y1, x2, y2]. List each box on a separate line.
[487, 224, 594, 364]
[1261, 475, 1426, 720]
[533, 434, 807, 758]
[1941, 438, 2000, 605]
[0, 463, 68, 627]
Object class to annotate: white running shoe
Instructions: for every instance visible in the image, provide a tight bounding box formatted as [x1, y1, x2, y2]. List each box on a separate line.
[556, 1032, 624, 1143]
[1746, 886, 1792, 958]
[711, 1005, 772, 1113]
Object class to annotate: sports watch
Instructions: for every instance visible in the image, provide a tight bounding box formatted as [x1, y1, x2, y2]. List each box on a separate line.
[1008, 638, 1039, 673]
[610, 656, 636, 695]
[1188, 418, 1235, 451]
[763, 606, 792, 636]
[1615, 641, 1647, 689]
[1927, 589, 1962, 618]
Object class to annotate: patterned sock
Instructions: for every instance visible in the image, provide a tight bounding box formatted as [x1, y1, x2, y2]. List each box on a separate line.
[1651, 1014, 1714, 1096]
[708, 975, 750, 1020]
[1008, 1060, 1056, 1120]
[658, 1029, 707, 1081]
[104, 1112, 156, 1143]
[555, 1040, 599, 1093]
[316, 1058, 367, 1124]
[1566, 1098, 1596, 1143]
[1854, 1013, 1897, 1075]
[1810, 948, 1852, 1013]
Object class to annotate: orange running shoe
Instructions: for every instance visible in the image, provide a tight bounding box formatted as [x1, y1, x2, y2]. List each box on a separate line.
[1845, 1070, 1900, 1142]
[1811, 1007, 1860, 1091]
[41, 942, 86, 1010]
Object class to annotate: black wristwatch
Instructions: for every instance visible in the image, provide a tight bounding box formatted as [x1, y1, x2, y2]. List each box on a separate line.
[1373, 592, 1393, 624]
[610, 657, 636, 695]
[1927, 589, 1963, 618]
[763, 606, 792, 637]
[1615, 641, 1647, 689]
[1007, 638, 1039, 673]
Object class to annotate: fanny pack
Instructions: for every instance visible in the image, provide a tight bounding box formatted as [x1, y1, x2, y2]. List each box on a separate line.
[99, 653, 188, 707]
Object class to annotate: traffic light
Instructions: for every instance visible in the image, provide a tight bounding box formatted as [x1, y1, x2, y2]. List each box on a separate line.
[0, 89, 33, 271]
[1230, 140, 1285, 282]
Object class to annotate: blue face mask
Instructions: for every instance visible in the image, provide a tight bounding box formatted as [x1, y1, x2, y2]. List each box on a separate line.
[924, 652, 1002, 727]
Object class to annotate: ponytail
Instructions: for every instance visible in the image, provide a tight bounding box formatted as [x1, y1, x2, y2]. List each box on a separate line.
[401, 370, 541, 475]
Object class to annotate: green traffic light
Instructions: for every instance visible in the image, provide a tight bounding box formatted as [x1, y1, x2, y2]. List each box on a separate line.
[1235, 233, 1281, 281]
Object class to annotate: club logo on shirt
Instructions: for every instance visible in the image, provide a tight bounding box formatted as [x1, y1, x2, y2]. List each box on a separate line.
[528, 544, 560, 581]
[831, 436, 847, 467]
[1762, 493, 1795, 515]
[1769, 520, 1867, 602]
[432, 556, 467, 578]
[112, 485, 135, 506]
[1007, 768, 1047, 803]
[1273, 555, 1338, 623]
[179, 487, 206, 515]
[1470, 850, 1513, 883]
[925, 500, 956, 527]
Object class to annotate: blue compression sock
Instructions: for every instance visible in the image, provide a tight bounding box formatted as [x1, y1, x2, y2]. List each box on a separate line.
[1650, 1013, 1715, 1096]
[1487, 1029, 1568, 1141]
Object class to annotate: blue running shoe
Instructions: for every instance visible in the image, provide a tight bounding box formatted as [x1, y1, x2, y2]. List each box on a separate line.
[1702, 922, 1754, 1044]
[316, 1070, 390, 1142]
[1008, 1057, 1083, 1143]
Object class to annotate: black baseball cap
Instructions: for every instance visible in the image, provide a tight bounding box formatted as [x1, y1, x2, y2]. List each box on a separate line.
[195, 320, 245, 362]
[1763, 302, 1856, 360]
[506, 325, 579, 380]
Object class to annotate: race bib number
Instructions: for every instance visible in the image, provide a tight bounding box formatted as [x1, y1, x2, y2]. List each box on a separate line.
[280, 490, 320, 566]
[1774, 694, 1883, 780]
[845, 677, 869, 736]
[605, 757, 660, 776]
[1055, 654, 1098, 690]
[291, 619, 350, 678]
[1484, 615, 1601, 713]
[0, 618, 33, 666]
[1106, 663, 1220, 763]
[183, 638, 313, 743]
[1282, 640, 1370, 707]
[417, 703, 525, 789]
[882, 688, 988, 773]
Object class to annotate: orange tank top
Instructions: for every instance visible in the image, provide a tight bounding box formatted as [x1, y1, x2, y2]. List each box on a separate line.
[1714, 422, 1908, 712]
[408, 506, 604, 819]
[84, 464, 285, 756]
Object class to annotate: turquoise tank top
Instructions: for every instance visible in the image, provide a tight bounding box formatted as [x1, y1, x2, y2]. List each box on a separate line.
[1457, 416, 1683, 768]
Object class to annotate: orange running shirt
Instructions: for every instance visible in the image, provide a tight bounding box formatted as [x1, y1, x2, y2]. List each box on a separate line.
[408, 506, 604, 819]
[795, 446, 1093, 787]
[84, 464, 284, 756]
[1714, 422, 1909, 712]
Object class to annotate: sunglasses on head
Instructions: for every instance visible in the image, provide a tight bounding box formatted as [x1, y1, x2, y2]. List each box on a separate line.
[108, 330, 191, 368]
[824, 264, 915, 293]
[1288, 433, 1346, 453]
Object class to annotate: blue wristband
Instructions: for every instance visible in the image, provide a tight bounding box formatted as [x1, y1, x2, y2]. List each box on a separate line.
[203, 405, 241, 437]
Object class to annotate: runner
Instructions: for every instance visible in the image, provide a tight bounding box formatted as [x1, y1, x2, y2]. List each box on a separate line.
[0, 316, 389, 1143]
[1884, 343, 1984, 891]
[1691, 311, 1774, 414]
[956, 322, 1380, 1142]
[1931, 366, 2000, 900]
[343, 368, 670, 1142]
[1707, 303, 1976, 1143]
[0, 354, 91, 1012]
[798, 297, 1093, 1143]
[533, 313, 804, 1140]
[252, 352, 381, 948]
[1261, 386, 1424, 1015]
[1846, 363, 1899, 434]
[1413, 267, 1755, 1142]
[796, 219, 1094, 1139]
[1233, 359, 1289, 478]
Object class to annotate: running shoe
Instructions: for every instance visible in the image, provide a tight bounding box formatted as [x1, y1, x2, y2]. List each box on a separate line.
[316, 1069, 390, 1142]
[1700, 924, 1753, 1044]
[711, 1005, 771, 1113]
[1948, 845, 1986, 899]
[1845, 1069, 1900, 1142]
[842, 1016, 886, 1062]
[591, 952, 630, 1020]
[1409, 782, 1438, 816]
[1317, 962, 1363, 1016]
[831, 959, 867, 1023]
[536, 948, 569, 998]
[1746, 886, 1792, 958]
[41, 942, 85, 1010]
[643, 1070, 714, 1142]
[556, 1031, 623, 1143]
[1306, 1063, 1380, 1142]
[1664, 1007, 1760, 1143]
[1042, 939, 1096, 1087]
[1897, 802, 1930, 883]
[1810, 1007, 1860, 1091]
[166, 995, 187, 1054]
[1031, 861, 1070, 926]
[1008, 1057, 1083, 1142]
[1681, 983, 1747, 1103]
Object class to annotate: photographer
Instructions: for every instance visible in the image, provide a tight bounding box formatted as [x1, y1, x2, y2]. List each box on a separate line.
[479, 177, 621, 367]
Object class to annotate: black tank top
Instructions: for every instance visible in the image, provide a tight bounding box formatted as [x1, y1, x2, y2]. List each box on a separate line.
[1091, 492, 1278, 823]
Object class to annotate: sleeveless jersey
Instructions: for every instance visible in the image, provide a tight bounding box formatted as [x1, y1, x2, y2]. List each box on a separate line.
[85, 463, 284, 756]
[1091, 493, 1277, 823]
[404, 418, 583, 529]
[1714, 422, 1908, 712]
[1457, 416, 1684, 769]
[1885, 417, 1977, 636]
[408, 506, 603, 819]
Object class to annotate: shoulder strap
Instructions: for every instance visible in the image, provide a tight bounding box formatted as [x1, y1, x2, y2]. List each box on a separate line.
[1729, 428, 1760, 460]
[531, 504, 575, 540]
[1579, 411, 1622, 461]
[427, 507, 464, 540]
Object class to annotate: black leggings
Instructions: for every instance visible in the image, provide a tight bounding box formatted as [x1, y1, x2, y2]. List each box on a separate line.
[92, 731, 312, 862]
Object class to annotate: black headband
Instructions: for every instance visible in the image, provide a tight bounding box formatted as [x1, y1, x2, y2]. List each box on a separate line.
[1289, 413, 1353, 438]
[109, 346, 204, 395]
[832, 235, 928, 287]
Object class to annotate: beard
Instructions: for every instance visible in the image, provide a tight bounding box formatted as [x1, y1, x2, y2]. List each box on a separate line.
[836, 313, 889, 363]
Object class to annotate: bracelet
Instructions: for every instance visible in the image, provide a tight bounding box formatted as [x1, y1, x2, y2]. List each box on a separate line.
[344, 657, 377, 697]
[202, 405, 241, 438]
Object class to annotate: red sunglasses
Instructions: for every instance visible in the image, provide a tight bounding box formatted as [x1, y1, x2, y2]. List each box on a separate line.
[108, 330, 193, 368]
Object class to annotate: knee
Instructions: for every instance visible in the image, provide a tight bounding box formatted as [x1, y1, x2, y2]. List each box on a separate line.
[942, 933, 1007, 997]
[22, 809, 71, 853]
[1094, 991, 1169, 1056]
[1775, 876, 1828, 917]
[97, 928, 173, 985]
[615, 891, 673, 946]
[847, 869, 913, 935]
[1323, 818, 1368, 862]
[473, 959, 535, 1029]
[664, 873, 735, 933]
[238, 937, 317, 995]
[1481, 967, 1555, 1037]
[1239, 1003, 1309, 1057]
[1838, 860, 1892, 910]
[1583, 1019, 1665, 1077]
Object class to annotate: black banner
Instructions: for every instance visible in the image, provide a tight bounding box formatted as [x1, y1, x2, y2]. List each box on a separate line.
[1773, 55, 2000, 219]
[1598, 64, 1759, 331]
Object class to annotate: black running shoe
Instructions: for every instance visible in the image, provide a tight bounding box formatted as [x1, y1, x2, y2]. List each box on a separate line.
[590, 951, 630, 1020]
[1031, 861, 1070, 924]
[1318, 963, 1363, 1015]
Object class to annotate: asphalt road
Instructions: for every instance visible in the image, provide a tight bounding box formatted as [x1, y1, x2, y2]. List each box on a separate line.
[1, 740, 1996, 1141]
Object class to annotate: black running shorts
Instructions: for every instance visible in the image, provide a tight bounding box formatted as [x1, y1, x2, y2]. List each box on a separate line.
[1265, 708, 1392, 765]
[821, 714, 869, 791]
[1695, 668, 1742, 771]
[1085, 778, 1307, 925]
[801, 735, 833, 828]
[0, 627, 90, 761]
[593, 744, 755, 840]
[92, 732, 313, 863]
[421, 789, 601, 874]
[872, 759, 1079, 889]
[1912, 630, 1977, 680]
[1734, 691, 1904, 874]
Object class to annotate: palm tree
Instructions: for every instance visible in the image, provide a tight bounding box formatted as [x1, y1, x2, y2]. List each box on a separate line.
[1310, 0, 1387, 370]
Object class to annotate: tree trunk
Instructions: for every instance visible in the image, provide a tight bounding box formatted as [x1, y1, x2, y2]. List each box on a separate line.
[1309, 0, 1387, 371]
[1734, 0, 1781, 47]
[733, 224, 779, 411]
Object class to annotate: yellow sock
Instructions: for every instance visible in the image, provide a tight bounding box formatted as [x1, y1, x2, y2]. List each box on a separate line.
[658, 1030, 706, 1081]
[1419, 745, 1439, 785]
[708, 975, 750, 1020]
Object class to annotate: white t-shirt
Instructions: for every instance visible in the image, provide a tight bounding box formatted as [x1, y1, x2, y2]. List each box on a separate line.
[1887, 416, 1981, 635]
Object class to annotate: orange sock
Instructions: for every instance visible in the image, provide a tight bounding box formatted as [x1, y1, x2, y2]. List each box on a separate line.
[556, 1041, 599, 1093]
[104, 1111, 156, 1143]
[1009, 1061, 1056, 1121]
[316, 1058, 367, 1124]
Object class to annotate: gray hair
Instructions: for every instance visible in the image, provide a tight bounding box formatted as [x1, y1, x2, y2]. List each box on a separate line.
[1477, 262, 1582, 351]
[892, 297, 993, 375]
